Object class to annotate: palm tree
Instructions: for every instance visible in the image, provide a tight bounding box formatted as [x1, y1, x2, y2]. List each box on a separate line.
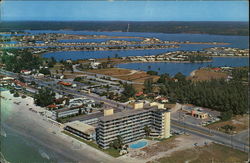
[144, 125, 151, 137]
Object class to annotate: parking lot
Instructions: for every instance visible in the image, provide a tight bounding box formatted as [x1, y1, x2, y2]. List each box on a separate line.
[171, 105, 221, 126]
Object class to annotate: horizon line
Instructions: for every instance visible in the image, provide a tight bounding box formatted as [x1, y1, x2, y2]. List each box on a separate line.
[1, 20, 249, 23]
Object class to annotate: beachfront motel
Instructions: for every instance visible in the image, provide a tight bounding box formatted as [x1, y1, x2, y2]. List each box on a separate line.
[96, 102, 171, 149]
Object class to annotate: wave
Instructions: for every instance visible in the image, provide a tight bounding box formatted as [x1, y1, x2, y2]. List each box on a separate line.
[38, 149, 50, 160]
[0, 152, 10, 163]
[0, 129, 7, 138]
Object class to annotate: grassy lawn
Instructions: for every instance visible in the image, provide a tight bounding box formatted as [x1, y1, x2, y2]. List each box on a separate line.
[62, 131, 120, 158]
[152, 143, 248, 163]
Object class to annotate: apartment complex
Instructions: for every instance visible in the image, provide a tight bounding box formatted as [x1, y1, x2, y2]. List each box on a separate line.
[97, 103, 171, 149]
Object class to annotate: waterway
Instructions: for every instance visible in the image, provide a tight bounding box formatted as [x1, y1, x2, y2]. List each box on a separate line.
[22, 30, 249, 49]
[1, 30, 249, 49]
[117, 57, 249, 76]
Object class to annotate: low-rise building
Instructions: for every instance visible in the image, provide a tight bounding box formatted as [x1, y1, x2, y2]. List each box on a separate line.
[64, 121, 96, 140]
[191, 110, 208, 119]
[52, 106, 84, 120]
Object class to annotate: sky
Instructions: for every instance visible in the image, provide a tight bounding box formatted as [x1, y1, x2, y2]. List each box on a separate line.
[0, 1, 249, 21]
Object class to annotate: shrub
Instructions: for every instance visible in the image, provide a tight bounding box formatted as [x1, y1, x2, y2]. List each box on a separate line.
[221, 110, 233, 121]
[13, 92, 20, 97]
[147, 70, 158, 75]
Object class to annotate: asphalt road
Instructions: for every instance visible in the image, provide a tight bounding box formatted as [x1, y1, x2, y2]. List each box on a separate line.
[172, 120, 249, 152]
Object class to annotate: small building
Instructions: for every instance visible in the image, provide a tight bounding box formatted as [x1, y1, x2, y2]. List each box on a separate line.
[212, 68, 221, 71]
[58, 81, 72, 86]
[90, 62, 101, 69]
[135, 91, 144, 97]
[21, 70, 31, 75]
[47, 104, 59, 110]
[34, 73, 45, 78]
[191, 110, 208, 119]
[52, 106, 84, 120]
[64, 121, 96, 140]
[66, 59, 72, 64]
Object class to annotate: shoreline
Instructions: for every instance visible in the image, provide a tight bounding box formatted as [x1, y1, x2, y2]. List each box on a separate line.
[0, 91, 125, 163]
[111, 56, 248, 67]
[113, 60, 213, 65]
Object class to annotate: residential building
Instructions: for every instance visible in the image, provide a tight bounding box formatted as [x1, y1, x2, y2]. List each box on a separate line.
[52, 107, 84, 120]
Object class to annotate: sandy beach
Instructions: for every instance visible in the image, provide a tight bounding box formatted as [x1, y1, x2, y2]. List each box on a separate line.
[1, 91, 128, 163]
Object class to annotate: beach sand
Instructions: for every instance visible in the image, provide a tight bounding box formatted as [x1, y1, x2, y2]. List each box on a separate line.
[1, 91, 127, 163]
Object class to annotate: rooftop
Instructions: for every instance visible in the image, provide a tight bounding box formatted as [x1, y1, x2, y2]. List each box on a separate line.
[65, 121, 95, 135]
[54, 105, 84, 113]
[99, 106, 169, 122]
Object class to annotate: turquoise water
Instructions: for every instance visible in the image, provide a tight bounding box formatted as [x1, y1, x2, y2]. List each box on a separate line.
[129, 140, 148, 149]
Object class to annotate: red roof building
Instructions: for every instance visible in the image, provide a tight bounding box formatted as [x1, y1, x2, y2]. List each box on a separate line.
[135, 91, 144, 97]
[47, 104, 58, 109]
[58, 81, 72, 86]
[212, 68, 221, 71]
[14, 80, 27, 87]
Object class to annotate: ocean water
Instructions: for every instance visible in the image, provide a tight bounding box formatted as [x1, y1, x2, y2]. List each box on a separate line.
[0, 91, 69, 163]
[117, 57, 249, 76]
[0, 126, 53, 163]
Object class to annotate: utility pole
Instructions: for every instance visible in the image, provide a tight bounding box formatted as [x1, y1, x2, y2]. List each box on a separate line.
[231, 134, 233, 148]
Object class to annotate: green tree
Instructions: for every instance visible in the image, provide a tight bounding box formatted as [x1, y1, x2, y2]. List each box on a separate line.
[147, 70, 158, 76]
[34, 88, 55, 107]
[174, 72, 186, 81]
[157, 73, 170, 83]
[39, 68, 51, 75]
[13, 92, 19, 97]
[144, 125, 151, 137]
[143, 78, 153, 94]
[73, 77, 82, 82]
[221, 110, 233, 121]
[110, 136, 123, 149]
[121, 83, 136, 99]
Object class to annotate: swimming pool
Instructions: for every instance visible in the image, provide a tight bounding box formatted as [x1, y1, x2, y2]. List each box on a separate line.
[129, 140, 148, 149]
